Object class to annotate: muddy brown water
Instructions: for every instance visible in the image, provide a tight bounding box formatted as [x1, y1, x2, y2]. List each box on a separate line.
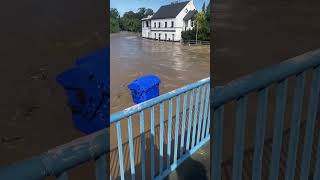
[0, 0, 107, 172]
[212, 0, 320, 164]
[110, 32, 210, 150]
[110, 32, 210, 114]
[109, 32, 209, 178]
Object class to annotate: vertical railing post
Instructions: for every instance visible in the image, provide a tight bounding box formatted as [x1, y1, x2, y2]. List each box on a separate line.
[186, 90, 194, 150]
[211, 106, 224, 180]
[151, 107, 155, 179]
[191, 87, 200, 148]
[159, 102, 164, 174]
[285, 72, 306, 180]
[167, 99, 173, 168]
[174, 95, 181, 164]
[269, 79, 288, 180]
[180, 92, 188, 156]
[128, 116, 136, 180]
[140, 111, 146, 180]
[95, 154, 107, 180]
[300, 66, 320, 180]
[252, 87, 269, 180]
[232, 96, 248, 180]
[116, 122, 125, 180]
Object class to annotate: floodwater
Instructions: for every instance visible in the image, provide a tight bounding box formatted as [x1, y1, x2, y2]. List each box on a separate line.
[0, 0, 106, 170]
[109, 32, 210, 178]
[110, 32, 210, 114]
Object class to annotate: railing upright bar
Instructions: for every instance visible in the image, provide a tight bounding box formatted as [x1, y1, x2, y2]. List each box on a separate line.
[95, 154, 106, 180]
[151, 106, 155, 179]
[285, 72, 306, 180]
[116, 122, 125, 180]
[313, 131, 320, 180]
[252, 87, 269, 180]
[232, 96, 248, 180]
[211, 106, 224, 180]
[300, 66, 320, 180]
[201, 84, 210, 140]
[186, 90, 194, 150]
[159, 102, 164, 174]
[128, 116, 136, 180]
[56, 172, 69, 180]
[191, 87, 200, 148]
[206, 109, 211, 138]
[180, 92, 188, 156]
[197, 86, 206, 144]
[174, 95, 181, 164]
[268, 79, 288, 180]
[167, 99, 173, 168]
[140, 111, 146, 180]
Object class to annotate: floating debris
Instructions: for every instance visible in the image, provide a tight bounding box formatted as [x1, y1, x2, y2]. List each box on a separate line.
[27, 68, 48, 80]
[24, 105, 40, 118]
[1, 136, 23, 144]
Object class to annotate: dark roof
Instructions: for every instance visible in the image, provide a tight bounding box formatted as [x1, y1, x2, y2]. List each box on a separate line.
[151, 1, 189, 20]
[183, 10, 197, 21]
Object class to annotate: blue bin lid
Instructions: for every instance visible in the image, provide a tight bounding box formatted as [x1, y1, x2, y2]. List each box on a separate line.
[75, 48, 109, 85]
[128, 75, 161, 92]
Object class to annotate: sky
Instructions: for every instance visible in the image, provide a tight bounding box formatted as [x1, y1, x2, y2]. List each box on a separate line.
[110, 0, 210, 16]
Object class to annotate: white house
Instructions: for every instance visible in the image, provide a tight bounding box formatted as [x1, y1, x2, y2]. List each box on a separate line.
[141, 0, 197, 42]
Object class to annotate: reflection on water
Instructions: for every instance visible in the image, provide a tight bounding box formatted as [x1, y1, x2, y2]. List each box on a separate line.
[111, 32, 210, 114]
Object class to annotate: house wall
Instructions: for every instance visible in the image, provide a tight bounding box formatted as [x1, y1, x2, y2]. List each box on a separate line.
[176, 1, 196, 28]
[141, 20, 151, 38]
[149, 18, 182, 41]
[142, 1, 196, 41]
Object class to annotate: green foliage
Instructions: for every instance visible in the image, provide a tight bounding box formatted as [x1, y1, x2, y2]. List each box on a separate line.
[110, 8, 120, 33]
[111, 7, 154, 33]
[181, 29, 197, 41]
[182, 3, 210, 41]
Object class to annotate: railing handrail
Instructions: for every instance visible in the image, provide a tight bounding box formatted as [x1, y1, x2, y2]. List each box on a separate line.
[110, 77, 210, 123]
[0, 129, 108, 179]
[211, 49, 320, 109]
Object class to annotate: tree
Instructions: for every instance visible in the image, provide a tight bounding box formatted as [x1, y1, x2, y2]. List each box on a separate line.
[110, 8, 120, 33]
[181, 2, 211, 42]
[202, 2, 206, 12]
[120, 8, 154, 32]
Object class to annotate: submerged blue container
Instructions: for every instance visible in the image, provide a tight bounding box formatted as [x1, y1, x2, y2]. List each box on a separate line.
[56, 48, 109, 134]
[128, 75, 161, 104]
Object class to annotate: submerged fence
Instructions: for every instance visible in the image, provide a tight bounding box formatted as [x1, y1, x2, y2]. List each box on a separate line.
[182, 40, 210, 46]
[0, 77, 210, 180]
[211, 49, 320, 180]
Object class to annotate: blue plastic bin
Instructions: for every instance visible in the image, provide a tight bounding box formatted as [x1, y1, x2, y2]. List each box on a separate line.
[56, 48, 109, 134]
[128, 75, 161, 104]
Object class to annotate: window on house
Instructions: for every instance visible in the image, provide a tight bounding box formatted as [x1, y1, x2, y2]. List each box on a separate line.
[146, 21, 149, 27]
[165, 33, 167, 40]
[165, 22, 167, 28]
[171, 21, 174, 27]
[158, 22, 161, 28]
[154, 22, 156, 27]
[155, 33, 156, 38]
